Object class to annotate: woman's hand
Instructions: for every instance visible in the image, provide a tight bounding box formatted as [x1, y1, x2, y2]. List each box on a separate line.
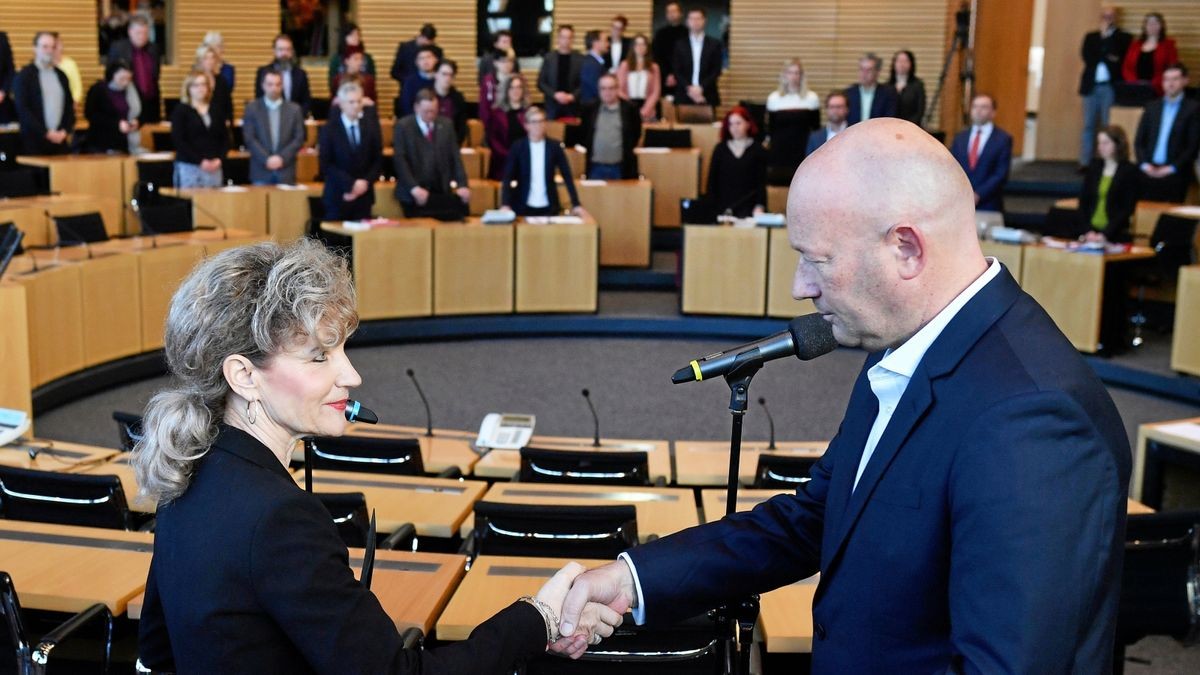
[536, 562, 624, 656]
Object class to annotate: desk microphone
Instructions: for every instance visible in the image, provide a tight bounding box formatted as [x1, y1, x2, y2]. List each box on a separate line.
[581, 389, 601, 447]
[757, 397, 777, 450]
[190, 197, 231, 240]
[672, 313, 837, 384]
[406, 369, 433, 437]
[345, 399, 378, 424]
[46, 210, 94, 260]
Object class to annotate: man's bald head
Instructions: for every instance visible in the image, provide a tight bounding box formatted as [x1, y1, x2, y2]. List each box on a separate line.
[787, 119, 987, 351]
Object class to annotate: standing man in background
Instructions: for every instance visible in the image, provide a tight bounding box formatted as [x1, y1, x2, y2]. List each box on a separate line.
[243, 70, 306, 186]
[1133, 63, 1199, 203]
[1078, 5, 1131, 171]
[256, 34, 312, 118]
[537, 25, 583, 120]
[844, 53, 897, 124]
[108, 15, 161, 123]
[579, 30, 609, 107]
[394, 89, 470, 220]
[673, 8, 723, 107]
[14, 31, 73, 155]
[606, 16, 632, 73]
[653, 2, 686, 95]
[579, 73, 641, 180]
[950, 93, 1012, 213]
[319, 81, 381, 221]
[391, 24, 442, 88]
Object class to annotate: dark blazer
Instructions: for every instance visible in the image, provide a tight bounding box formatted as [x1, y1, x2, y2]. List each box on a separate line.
[397, 73, 435, 118]
[537, 51, 585, 119]
[137, 425, 547, 674]
[83, 80, 132, 153]
[501, 137, 581, 214]
[437, 87, 468, 147]
[603, 37, 633, 72]
[170, 103, 229, 165]
[950, 124, 1013, 212]
[805, 127, 837, 158]
[319, 114, 383, 220]
[672, 35, 723, 106]
[209, 75, 235, 138]
[705, 140, 767, 217]
[578, 99, 641, 179]
[1134, 97, 1200, 173]
[579, 54, 606, 105]
[391, 39, 443, 84]
[893, 77, 926, 126]
[843, 84, 898, 125]
[242, 98, 306, 184]
[255, 62, 312, 116]
[652, 24, 686, 88]
[13, 63, 74, 155]
[0, 32, 15, 123]
[625, 268, 1130, 673]
[392, 114, 467, 203]
[1077, 160, 1138, 243]
[1079, 28, 1131, 95]
[107, 38, 160, 95]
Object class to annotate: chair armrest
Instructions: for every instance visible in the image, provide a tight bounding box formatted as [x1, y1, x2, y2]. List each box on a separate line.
[33, 602, 112, 670]
[400, 626, 425, 650]
[381, 523, 417, 551]
[435, 466, 463, 479]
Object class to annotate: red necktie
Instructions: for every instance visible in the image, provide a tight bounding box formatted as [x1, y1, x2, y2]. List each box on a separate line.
[425, 124, 434, 143]
[968, 128, 982, 171]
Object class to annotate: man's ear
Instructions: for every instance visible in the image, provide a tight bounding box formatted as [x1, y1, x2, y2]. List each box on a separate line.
[222, 354, 259, 401]
[890, 223, 925, 281]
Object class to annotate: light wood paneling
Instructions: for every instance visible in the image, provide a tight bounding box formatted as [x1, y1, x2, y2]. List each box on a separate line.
[1117, 1, 1200, 78]
[973, 0, 1035, 150]
[555, 1, 653, 46]
[1035, 0, 1101, 160]
[0, 284, 33, 420]
[2, 0, 102, 117]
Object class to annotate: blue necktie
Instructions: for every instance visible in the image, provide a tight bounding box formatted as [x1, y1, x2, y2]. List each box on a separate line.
[350, 124, 359, 148]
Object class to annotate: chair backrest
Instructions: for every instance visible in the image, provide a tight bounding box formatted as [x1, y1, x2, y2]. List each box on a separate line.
[139, 197, 194, 235]
[642, 128, 692, 148]
[162, 98, 182, 120]
[310, 97, 332, 121]
[767, 109, 819, 176]
[136, 160, 175, 190]
[0, 167, 42, 198]
[738, 100, 768, 140]
[112, 411, 145, 452]
[753, 454, 818, 489]
[675, 104, 715, 124]
[519, 447, 651, 486]
[0, 571, 32, 670]
[307, 435, 426, 476]
[53, 212, 109, 246]
[680, 198, 720, 225]
[0, 467, 134, 530]
[1150, 214, 1199, 274]
[316, 492, 370, 549]
[1118, 511, 1200, 645]
[222, 155, 250, 185]
[0, 223, 24, 278]
[471, 501, 638, 559]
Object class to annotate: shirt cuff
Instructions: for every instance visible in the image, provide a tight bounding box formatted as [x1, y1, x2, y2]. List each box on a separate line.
[1164, 165, 1177, 175]
[617, 552, 647, 626]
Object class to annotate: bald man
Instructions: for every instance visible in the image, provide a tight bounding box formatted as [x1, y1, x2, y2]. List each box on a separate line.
[552, 119, 1131, 672]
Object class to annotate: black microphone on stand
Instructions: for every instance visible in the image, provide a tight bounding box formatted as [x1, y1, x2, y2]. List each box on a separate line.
[581, 389, 600, 447]
[190, 198, 231, 240]
[406, 369, 433, 437]
[757, 397, 777, 450]
[672, 313, 837, 384]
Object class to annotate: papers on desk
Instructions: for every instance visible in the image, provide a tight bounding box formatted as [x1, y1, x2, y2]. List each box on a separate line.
[275, 184, 309, 191]
[341, 220, 372, 231]
[219, 185, 250, 193]
[524, 215, 585, 225]
[755, 212, 786, 227]
[634, 147, 671, 154]
[1169, 206, 1200, 218]
[1039, 236, 1132, 255]
[481, 209, 516, 224]
[1155, 422, 1200, 443]
[137, 151, 173, 160]
[579, 179, 608, 187]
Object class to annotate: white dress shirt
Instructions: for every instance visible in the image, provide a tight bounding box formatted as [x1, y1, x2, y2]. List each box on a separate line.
[621, 257, 1003, 625]
[609, 40, 623, 73]
[341, 113, 360, 145]
[859, 85, 876, 121]
[416, 116, 435, 139]
[526, 139, 549, 208]
[626, 70, 649, 99]
[689, 33, 704, 86]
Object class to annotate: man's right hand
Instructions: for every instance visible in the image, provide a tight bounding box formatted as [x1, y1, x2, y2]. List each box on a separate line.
[554, 560, 637, 659]
[45, 129, 67, 144]
[411, 186, 430, 205]
[554, 92, 574, 105]
[265, 155, 285, 171]
[666, 74, 677, 88]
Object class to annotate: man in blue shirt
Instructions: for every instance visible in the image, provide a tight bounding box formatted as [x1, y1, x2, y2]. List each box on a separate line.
[1133, 63, 1200, 203]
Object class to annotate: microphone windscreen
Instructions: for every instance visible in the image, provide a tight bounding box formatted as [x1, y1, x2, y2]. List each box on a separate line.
[788, 313, 838, 360]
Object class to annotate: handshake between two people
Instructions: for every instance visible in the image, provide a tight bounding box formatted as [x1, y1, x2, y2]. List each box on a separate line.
[535, 560, 638, 659]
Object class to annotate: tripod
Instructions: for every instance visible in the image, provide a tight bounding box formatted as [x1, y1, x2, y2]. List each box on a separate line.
[927, 2, 976, 130]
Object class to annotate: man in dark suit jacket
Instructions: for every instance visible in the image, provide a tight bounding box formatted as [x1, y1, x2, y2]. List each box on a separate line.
[390, 23, 442, 85]
[501, 106, 583, 216]
[579, 31, 609, 106]
[653, 2, 686, 93]
[578, 74, 641, 179]
[1133, 63, 1200, 203]
[554, 118, 1130, 673]
[397, 46, 438, 118]
[672, 9, 723, 107]
[844, 53, 898, 124]
[950, 94, 1013, 212]
[254, 34, 312, 117]
[243, 71, 306, 185]
[604, 15, 633, 72]
[318, 81, 382, 220]
[107, 15, 160, 123]
[394, 89, 469, 220]
[804, 92, 849, 159]
[1077, 6, 1131, 167]
[0, 31, 15, 124]
[537, 25, 584, 119]
[13, 32, 73, 156]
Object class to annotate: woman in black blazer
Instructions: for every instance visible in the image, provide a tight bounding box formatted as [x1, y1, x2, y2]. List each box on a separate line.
[889, 50, 926, 127]
[133, 240, 617, 674]
[705, 106, 768, 218]
[432, 59, 468, 146]
[1077, 125, 1138, 243]
[170, 70, 229, 188]
[84, 59, 141, 154]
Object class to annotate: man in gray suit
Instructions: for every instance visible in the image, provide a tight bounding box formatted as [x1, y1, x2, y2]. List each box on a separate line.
[393, 88, 470, 220]
[242, 71, 305, 185]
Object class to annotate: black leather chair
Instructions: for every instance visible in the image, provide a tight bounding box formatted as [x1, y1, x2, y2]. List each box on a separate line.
[680, 197, 720, 225]
[136, 158, 175, 189]
[753, 454, 818, 489]
[132, 181, 194, 235]
[52, 213, 108, 246]
[112, 411, 144, 452]
[1130, 214, 1199, 344]
[519, 447, 655, 486]
[767, 109, 819, 186]
[0, 222, 24, 257]
[0, 167, 42, 198]
[307, 435, 462, 478]
[642, 128, 692, 148]
[0, 467, 135, 531]
[0, 571, 113, 675]
[315, 492, 415, 551]
[467, 501, 638, 560]
[309, 97, 332, 121]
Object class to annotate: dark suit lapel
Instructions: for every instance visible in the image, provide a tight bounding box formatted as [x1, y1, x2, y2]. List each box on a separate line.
[821, 360, 881, 547]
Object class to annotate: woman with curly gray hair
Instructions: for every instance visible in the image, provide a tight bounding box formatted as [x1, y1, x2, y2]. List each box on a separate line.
[134, 240, 617, 673]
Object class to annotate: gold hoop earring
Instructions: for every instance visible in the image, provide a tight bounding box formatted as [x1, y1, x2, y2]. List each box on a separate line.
[247, 400, 258, 425]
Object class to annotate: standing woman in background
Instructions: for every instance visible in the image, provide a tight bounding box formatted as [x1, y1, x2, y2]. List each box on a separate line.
[84, 59, 141, 154]
[616, 34, 661, 122]
[485, 73, 530, 180]
[202, 31, 235, 90]
[479, 50, 515, 123]
[889, 49, 926, 126]
[196, 45, 234, 137]
[704, 106, 768, 217]
[1078, 124, 1138, 243]
[1121, 12, 1177, 98]
[765, 58, 818, 112]
[328, 23, 376, 93]
[171, 70, 228, 188]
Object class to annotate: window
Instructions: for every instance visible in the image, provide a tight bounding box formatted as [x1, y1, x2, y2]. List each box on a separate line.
[477, 0, 555, 58]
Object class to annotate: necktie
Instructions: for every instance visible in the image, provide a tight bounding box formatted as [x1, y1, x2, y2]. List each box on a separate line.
[350, 124, 359, 148]
[425, 124, 434, 143]
[968, 128, 982, 171]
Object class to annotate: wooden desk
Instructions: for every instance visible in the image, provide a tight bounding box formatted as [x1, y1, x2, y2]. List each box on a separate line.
[473, 437, 672, 485]
[0, 283, 32, 418]
[1134, 201, 1178, 241]
[437, 555, 607, 641]
[1020, 244, 1154, 353]
[560, 179, 653, 267]
[78, 250, 142, 366]
[1133, 417, 1200, 509]
[676, 441, 827, 486]
[468, 178, 499, 216]
[635, 147, 700, 227]
[1171, 266, 1200, 375]
[767, 185, 788, 215]
[0, 520, 152, 614]
[0, 439, 117, 472]
[433, 220, 514, 315]
[676, 122, 721, 188]
[465, 482, 698, 542]
[170, 186, 270, 236]
[266, 185, 314, 242]
[681, 224, 768, 316]
[368, 179, 498, 219]
[515, 219, 598, 313]
[297, 469, 488, 537]
[343, 424, 482, 474]
[17, 154, 127, 233]
[321, 221, 434, 319]
[0, 193, 122, 247]
[766, 227, 817, 318]
[564, 147, 587, 182]
[1127, 498, 1155, 515]
[980, 239, 1025, 284]
[9, 260, 84, 386]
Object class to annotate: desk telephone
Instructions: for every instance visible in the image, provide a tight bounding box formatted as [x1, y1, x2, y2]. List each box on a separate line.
[476, 413, 535, 450]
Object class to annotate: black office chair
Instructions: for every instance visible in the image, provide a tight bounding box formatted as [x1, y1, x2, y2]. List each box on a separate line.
[150, 129, 174, 152]
[307, 195, 327, 238]
[753, 454, 818, 489]
[0, 167, 42, 198]
[310, 97, 332, 121]
[315, 492, 416, 551]
[307, 435, 464, 478]
[131, 181, 194, 236]
[766, 109, 819, 186]
[519, 447, 654, 486]
[1130, 214, 1199, 345]
[52, 212, 109, 246]
[527, 613, 732, 675]
[112, 411, 144, 452]
[0, 571, 113, 675]
[0, 223, 24, 257]
[467, 501, 638, 560]
[680, 197, 720, 225]
[223, 155, 251, 185]
[0, 467, 136, 531]
[642, 128, 692, 148]
[136, 158, 175, 189]
[738, 100, 768, 142]
[1114, 511, 1200, 673]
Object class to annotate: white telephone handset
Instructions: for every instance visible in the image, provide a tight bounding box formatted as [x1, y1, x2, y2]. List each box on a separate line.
[476, 413, 536, 450]
[0, 408, 31, 447]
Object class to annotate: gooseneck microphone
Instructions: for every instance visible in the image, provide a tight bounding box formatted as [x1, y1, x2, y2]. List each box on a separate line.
[344, 399, 378, 424]
[672, 313, 837, 384]
[406, 369, 433, 437]
[581, 389, 600, 447]
[758, 397, 777, 450]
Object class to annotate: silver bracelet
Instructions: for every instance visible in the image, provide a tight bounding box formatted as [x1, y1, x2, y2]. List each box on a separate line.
[518, 596, 561, 643]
